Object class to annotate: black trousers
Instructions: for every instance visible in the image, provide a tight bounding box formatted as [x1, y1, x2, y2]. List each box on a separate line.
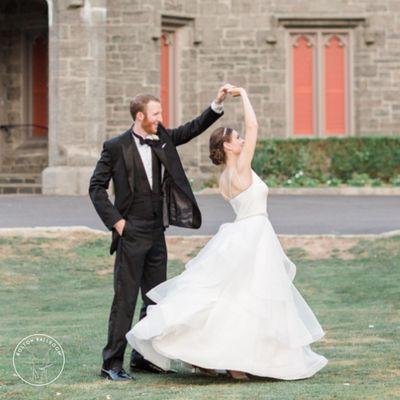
[102, 217, 167, 370]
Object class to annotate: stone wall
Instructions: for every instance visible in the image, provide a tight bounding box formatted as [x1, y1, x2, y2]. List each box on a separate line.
[1, 0, 399, 194]
[42, 0, 107, 194]
[0, 2, 48, 174]
[103, 0, 400, 186]
[0, 7, 46, 148]
[0, 29, 23, 163]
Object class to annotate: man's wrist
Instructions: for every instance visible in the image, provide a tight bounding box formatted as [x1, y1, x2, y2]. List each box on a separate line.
[211, 99, 224, 114]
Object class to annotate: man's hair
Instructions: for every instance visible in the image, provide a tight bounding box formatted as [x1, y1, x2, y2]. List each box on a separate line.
[129, 94, 160, 121]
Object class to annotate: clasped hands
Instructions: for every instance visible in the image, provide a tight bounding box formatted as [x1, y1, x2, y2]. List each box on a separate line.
[215, 83, 245, 104]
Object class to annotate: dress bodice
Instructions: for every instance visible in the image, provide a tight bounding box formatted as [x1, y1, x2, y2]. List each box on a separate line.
[227, 170, 269, 221]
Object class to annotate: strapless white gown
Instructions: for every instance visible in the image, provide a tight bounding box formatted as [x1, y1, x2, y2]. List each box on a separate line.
[126, 170, 328, 379]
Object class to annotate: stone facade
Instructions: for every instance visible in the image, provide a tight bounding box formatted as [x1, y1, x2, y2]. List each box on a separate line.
[0, 0, 399, 194]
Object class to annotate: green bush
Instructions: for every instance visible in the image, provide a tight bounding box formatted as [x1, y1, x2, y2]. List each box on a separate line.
[347, 173, 372, 187]
[264, 175, 280, 187]
[391, 175, 400, 187]
[326, 177, 342, 187]
[252, 136, 400, 186]
[371, 178, 383, 187]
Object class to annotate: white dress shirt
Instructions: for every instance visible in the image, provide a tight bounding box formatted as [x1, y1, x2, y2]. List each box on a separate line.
[132, 133, 154, 189]
[132, 100, 224, 190]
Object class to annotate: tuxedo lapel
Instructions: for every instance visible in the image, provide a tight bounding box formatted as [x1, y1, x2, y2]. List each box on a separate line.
[152, 144, 169, 176]
[121, 130, 134, 194]
[152, 134, 196, 204]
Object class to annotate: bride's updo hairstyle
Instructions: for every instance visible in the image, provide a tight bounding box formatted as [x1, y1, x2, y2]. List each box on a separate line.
[209, 127, 233, 166]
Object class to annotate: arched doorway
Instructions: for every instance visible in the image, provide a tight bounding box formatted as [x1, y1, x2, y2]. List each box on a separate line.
[0, 0, 48, 194]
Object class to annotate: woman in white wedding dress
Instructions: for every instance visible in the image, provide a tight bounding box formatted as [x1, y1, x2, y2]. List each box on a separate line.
[126, 86, 328, 380]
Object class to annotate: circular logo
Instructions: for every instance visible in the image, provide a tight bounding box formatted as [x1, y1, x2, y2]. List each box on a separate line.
[13, 334, 65, 386]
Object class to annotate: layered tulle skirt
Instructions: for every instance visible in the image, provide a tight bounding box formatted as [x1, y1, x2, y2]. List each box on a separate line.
[126, 214, 328, 379]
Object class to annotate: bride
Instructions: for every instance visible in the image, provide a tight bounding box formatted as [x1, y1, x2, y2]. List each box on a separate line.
[126, 86, 328, 380]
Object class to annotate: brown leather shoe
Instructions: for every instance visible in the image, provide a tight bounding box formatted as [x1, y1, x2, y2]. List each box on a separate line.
[227, 370, 249, 380]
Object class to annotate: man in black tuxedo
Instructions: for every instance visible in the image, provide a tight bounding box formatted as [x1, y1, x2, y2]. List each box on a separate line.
[89, 85, 228, 381]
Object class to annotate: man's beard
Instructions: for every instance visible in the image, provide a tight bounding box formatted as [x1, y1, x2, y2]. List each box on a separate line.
[142, 115, 158, 134]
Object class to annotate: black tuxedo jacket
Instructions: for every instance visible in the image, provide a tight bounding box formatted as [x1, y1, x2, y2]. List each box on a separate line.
[89, 106, 223, 254]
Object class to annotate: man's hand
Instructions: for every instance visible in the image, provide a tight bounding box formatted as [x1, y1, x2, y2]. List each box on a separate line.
[114, 219, 126, 236]
[215, 83, 235, 104]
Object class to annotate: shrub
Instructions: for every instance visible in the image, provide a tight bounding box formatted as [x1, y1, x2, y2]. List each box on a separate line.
[390, 175, 400, 187]
[253, 136, 400, 186]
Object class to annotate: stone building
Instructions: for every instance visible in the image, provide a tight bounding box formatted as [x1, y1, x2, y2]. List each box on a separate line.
[0, 0, 399, 194]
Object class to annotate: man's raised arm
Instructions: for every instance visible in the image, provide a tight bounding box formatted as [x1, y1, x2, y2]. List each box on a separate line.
[166, 84, 231, 146]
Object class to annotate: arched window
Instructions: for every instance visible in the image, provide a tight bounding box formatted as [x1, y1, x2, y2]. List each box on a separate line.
[160, 29, 177, 128]
[289, 30, 352, 137]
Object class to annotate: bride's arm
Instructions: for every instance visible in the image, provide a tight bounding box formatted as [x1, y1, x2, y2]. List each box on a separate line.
[234, 88, 258, 173]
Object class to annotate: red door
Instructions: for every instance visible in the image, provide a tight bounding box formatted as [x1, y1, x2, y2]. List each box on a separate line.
[292, 35, 315, 135]
[324, 35, 346, 135]
[32, 33, 48, 137]
[160, 33, 170, 128]
[290, 31, 349, 137]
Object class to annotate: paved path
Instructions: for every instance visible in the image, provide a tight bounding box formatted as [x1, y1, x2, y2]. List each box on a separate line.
[0, 194, 399, 235]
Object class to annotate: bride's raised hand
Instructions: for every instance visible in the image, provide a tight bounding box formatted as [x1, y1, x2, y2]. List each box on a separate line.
[228, 86, 246, 97]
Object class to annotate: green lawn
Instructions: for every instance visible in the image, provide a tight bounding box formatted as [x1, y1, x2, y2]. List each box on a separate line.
[0, 233, 399, 400]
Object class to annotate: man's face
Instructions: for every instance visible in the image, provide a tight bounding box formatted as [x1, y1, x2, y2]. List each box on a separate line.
[140, 101, 163, 134]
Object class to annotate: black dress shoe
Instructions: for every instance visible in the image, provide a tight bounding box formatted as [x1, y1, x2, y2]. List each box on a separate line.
[100, 367, 134, 381]
[130, 358, 166, 374]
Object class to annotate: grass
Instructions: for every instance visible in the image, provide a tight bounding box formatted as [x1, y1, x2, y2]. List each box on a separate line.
[0, 234, 399, 400]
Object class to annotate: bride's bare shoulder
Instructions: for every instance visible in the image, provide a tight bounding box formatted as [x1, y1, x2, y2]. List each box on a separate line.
[218, 169, 231, 200]
[229, 166, 252, 189]
[218, 167, 252, 200]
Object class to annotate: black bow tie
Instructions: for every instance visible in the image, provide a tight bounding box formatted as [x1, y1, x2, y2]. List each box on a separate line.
[132, 130, 159, 147]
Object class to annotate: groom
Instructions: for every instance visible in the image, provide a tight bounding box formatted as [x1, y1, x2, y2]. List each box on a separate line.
[89, 85, 228, 381]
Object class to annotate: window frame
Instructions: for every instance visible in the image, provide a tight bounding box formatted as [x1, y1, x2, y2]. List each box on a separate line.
[286, 28, 354, 138]
[161, 26, 180, 128]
